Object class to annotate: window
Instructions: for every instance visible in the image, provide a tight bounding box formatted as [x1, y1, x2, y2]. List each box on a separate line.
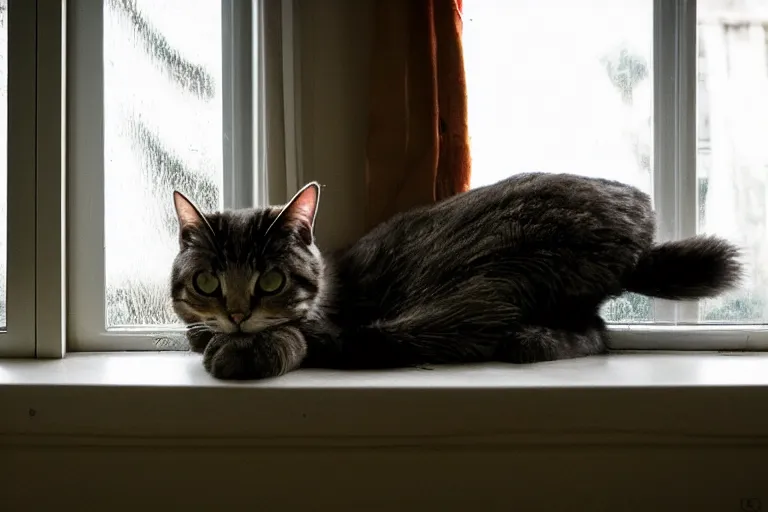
[1, 0, 760, 355]
[464, 0, 768, 349]
[67, 0, 284, 351]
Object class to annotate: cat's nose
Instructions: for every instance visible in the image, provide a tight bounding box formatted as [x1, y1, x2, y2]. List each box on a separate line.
[229, 313, 246, 325]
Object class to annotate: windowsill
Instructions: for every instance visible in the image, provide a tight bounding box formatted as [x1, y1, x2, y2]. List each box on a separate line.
[2, 351, 768, 446]
[3, 350, 768, 387]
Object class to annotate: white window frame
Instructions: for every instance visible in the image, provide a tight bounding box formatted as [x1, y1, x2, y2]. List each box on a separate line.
[0, 0, 45, 357]
[22, 0, 763, 356]
[36, 0, 67, 358]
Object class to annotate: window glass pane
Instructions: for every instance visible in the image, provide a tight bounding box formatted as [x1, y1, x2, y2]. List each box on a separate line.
[697, 0, 768, 324]
[0, 0, 7, 330]
[463, 0, 654, 323]
[104, 0, 223, 328]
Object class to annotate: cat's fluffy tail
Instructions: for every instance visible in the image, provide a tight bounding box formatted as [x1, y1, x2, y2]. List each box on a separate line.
[624, 235, 743, 300]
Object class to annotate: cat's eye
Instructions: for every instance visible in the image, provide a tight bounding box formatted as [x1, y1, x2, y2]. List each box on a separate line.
[193, 271, 220, 296]
[258, 269, 285, 294]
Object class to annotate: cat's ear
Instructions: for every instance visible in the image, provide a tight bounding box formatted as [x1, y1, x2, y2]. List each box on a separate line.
[173, 191, 214, 249]
[272, 182, 321, 244]
[173, 191, 205, 230]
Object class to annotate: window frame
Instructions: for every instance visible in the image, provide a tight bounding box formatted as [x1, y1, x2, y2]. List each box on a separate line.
[650, 0, 698, 326]
[222, 0, 256, 209]
[36, 0, 67, 358]
[609, 0, 768, 351]
[0, 0, 41, 357]
[65, 0, 297, 352]
[39, 0, 767, 355]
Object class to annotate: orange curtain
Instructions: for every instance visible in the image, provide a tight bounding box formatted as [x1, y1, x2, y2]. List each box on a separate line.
[365, 0, 470, 231]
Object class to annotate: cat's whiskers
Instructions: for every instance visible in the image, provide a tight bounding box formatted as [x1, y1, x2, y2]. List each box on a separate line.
[185, 321, 220, 334]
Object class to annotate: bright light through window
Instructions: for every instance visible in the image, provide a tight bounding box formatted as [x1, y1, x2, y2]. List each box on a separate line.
[463, 0, 654, 323]
[464, 0, 768, 325]
[103, 0, 223, 329]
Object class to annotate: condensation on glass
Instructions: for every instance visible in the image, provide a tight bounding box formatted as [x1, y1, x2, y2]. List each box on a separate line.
[0, 0, 8, 330]
[104, 0, 223, 328]
[462, 0, 654, 323]
[696, 0, 768, 324]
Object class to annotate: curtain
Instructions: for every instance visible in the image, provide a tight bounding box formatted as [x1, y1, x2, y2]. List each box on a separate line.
[365, 0, 470, 231]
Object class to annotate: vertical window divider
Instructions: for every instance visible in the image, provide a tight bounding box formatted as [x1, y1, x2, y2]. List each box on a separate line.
[652, 0, 699, 326]
[222, 0, 253, 210]
[2, 0, 38, 357]
[281, 0, 301, 197]
[675, 0, 700, 325]
[67, 0, 110, 351]
[253, 0, 268, 207]
[36, 0, 67, 358]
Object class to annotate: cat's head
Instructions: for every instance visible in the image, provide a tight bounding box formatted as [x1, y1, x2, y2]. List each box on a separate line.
[170, 182, 324, 334]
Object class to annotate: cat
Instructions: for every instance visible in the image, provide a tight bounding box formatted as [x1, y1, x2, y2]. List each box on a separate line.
[170, 172, 742, 380]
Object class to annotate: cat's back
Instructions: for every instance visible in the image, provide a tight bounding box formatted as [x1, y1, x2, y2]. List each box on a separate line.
[453, 171, 649, 215]
[358, 171, 650, 247]
[331, 172, 652, 322]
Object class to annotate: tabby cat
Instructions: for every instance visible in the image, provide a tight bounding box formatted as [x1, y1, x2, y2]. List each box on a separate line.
[171, 172, 742, 380]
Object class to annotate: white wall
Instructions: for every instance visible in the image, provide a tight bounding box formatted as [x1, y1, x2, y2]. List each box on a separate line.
[297, 0, 372, 251]
[2, 445, 767, 510]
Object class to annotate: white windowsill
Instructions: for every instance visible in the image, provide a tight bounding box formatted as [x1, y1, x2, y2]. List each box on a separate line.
[1, 351, 768, 447]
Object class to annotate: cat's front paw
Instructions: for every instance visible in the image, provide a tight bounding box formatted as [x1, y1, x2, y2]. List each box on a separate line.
[186, 328, 214, 353]
[202, 332, 302, 380]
